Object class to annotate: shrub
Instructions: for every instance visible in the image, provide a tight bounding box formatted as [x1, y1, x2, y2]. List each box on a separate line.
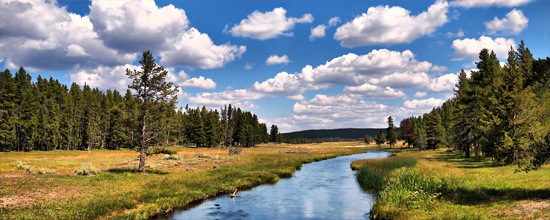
[37, 168, 56, 175]
[75, 163, 100, 176]
[146, 147, 178, 156]
[161, 154, 179, 160]
[229, 147, 243, 155]
[15, 161, 56, 175]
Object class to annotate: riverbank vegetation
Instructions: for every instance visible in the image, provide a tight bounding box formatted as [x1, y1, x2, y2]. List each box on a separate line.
[353, 146, 550, 219]
[0, 142, 367, 219]
[397, 41, 550, 171]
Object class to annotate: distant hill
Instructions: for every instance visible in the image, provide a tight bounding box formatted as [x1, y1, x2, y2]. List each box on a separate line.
[282, 128, 387, 140]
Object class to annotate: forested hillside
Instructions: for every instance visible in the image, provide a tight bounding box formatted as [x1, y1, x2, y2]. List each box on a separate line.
[0, 68, 273, 151]
[398, 41, 550, 171]
[282, 128, 386, 143]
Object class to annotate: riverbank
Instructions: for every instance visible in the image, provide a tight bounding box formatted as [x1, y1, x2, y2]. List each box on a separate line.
[352, 147, 550, 219]
[0, 142, 367, 219]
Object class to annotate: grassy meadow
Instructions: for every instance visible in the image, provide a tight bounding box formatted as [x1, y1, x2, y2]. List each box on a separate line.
[0, 142, 368, 219]
[352, 145, 550, 220]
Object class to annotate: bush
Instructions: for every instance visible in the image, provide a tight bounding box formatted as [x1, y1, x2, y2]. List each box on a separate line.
[161, 154, 180, 160]
[75, 163, 101, 176]
[229, 147, 243, 155]
[146, 147, 178, 156]
[15, 161, 56, 174]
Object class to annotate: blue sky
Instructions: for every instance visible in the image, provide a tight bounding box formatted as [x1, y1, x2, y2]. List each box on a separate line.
[1, 0, 549, 132]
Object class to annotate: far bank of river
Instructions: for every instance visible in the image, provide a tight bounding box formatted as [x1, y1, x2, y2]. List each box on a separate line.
[164, 151, 391, 219]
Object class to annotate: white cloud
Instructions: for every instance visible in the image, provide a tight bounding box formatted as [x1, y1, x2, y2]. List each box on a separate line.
[254, 49, 433, 97]
[403, 97, 446, 109]
[188, 88, 264, 109]
[485, 9, 528, 35]
[289, 94, 390, 129]
[179, 76, 217, 90]
[228, 7, 313, 40]
[344, 84, 407, 99]
[452, 36, 516, 60]
[0, 0, 135, 70]
[287, 94, 305, 101]
[309, 17, 341, 40]
[426, 73, 458, 93]
[244, 63, 253, 70]
[414, 92, 428, 98]
[71, 64, 137, 92]
[265, 54, 291, 65]
[327, 17, 341, 27]
[445, 29, 465, 38]
[89, 0, 189, 53]
[309, 24, 326, 40]
[451, 0, 533, 8]
[334, 0, 448, 47]
[431, 65, 448, 73]
[159, 28, 246, 69]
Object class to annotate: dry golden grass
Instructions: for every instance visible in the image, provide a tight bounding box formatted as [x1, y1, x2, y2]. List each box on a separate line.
[0, 142, 368, 219]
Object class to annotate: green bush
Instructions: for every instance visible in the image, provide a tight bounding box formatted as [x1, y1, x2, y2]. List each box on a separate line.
[37, 168, 56, 175]
[75, 163, 101, 176]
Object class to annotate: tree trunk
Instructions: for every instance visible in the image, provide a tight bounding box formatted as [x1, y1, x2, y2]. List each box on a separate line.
[138, 113, 147, 173]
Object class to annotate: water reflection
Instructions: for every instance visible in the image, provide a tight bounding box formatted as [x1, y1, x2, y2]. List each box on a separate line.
[167, 151, 391, 220]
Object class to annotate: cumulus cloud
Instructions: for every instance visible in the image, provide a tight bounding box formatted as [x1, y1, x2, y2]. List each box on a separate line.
[309, 17, 341, 40]
[288, 94, 390, 129]
[188, 88, 264, 109]
[344, 83, 407, 99]
[334, 0, 448, 47]
[452, 36, 515, 60]
[0, 0, 245, 72]
[254, 49, 433, 97]
[89, 0, 189, 53]
[228, 7, 313, 40]
[71, 64, 136, 92]
[0, 0, 135, 70]
[451, 0, 533, 8]
[159, 28, 246, 69]
[179, 76, 217, 90]
[426, 73, 458, 93]
[403, 97, 446, 109]
[265, 54, 290, 65]
[445, 30, 465, 38]
[485, 9, 528, 35]
[309, 25, 326, 40]
[414, 91, 428, 98]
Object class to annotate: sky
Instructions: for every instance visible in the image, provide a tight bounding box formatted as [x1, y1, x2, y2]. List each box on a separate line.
[1, 0, 549, 132]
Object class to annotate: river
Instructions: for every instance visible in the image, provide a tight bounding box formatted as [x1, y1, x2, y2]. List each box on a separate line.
[165, 150, 391, 220]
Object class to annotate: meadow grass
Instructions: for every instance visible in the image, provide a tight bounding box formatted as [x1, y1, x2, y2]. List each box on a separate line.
[354, 147, 550, 219]
[0, 142, 368, 219]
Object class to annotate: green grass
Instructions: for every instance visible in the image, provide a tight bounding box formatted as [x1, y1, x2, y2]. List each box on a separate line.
[354, 148, 550, 219]
[0, 142, 368, 219]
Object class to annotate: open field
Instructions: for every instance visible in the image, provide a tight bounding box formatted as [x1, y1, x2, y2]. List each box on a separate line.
[353, 146, 550, 220]
[0, 142, 368, 219]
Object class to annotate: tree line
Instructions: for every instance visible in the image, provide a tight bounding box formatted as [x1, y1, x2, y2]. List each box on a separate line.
[0, 68, 279, 152]
[397, 41, 550, 171]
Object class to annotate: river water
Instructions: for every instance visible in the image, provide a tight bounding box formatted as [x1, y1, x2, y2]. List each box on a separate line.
[166, 150, 391, 220]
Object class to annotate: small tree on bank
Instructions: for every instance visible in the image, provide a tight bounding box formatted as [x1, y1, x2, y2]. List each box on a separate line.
[364, 134, 372, 145]
[126, 51, 178, 172]
[375, 131, 386, 149]
[386, 116, 397, 148]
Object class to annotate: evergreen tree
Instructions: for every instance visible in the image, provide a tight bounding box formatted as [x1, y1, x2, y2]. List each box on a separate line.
[386, 116, 397, 148]
[126, 51, 178, 172]
[364, 134, 372, 144]
[270, 124, 279, 143]
[425, 110, 446, 150]
[374, 131, 386, 149]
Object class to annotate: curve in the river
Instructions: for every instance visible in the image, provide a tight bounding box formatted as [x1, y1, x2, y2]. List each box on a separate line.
[165, 150, 391, 220]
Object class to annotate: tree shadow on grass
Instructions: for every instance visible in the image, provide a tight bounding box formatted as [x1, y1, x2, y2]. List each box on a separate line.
[445, 187, 550, 206]
[426, 151, 505, 168]
[107, 168, 169, 175]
